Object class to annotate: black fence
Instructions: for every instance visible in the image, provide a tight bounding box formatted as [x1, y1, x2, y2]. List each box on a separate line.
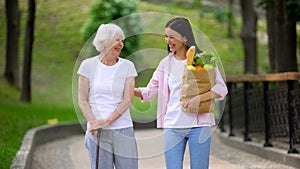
[220, 72, 300, 154]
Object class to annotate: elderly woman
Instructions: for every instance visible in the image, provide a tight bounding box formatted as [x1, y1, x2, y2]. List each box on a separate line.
[77, 24, 138, 169]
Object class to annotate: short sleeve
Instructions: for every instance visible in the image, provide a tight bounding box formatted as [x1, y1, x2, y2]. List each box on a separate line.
[77, 59, 90, 79]
[126, 61, 138, 78]
[210, 67, 228, 100]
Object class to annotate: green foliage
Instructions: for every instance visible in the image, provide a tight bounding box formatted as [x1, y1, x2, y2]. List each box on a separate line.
[199, 6, 227, 23]
[199, 4, 237, 29]
[80, 0, 142, 58]
[143, 0, 201, 9]
[169, 0, 201, 9]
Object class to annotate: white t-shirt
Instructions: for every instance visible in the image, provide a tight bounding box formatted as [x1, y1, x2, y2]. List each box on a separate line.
[164, 57, 199, 128]
[77, 56, 137, 129]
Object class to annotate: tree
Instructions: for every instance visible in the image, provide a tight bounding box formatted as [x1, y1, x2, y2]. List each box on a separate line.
[259, 0, 299, 73]
[266, 4, 276, 71]
[227, 0, 234, 38]
[80, 0, 141, 58]
[5, 0, 20, 88]
[240, 0, 258, 74]
[20, 0, 35, 102]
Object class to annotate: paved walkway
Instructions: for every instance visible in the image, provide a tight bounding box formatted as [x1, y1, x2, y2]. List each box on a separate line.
[32, 129, 298, 169]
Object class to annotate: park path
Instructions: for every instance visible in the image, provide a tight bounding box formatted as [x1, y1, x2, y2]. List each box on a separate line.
[32, 129, 297, 169]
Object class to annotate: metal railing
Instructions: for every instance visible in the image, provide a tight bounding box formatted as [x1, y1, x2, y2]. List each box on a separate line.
[220, 72, 300, 154]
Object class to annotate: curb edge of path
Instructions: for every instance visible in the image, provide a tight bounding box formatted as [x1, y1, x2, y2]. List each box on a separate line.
[9, 120, 156, 169]
[10, 122, 85, 169]
[11, 122, 300, 169]
[218, 131, 300, 169]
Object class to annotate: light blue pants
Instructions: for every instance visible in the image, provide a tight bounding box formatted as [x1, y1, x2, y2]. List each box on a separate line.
[164, 127, 211, 169]
[84, 127, 138, 169]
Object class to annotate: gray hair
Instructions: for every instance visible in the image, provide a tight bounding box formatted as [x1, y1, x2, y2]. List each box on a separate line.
[93, 24, 125, 52]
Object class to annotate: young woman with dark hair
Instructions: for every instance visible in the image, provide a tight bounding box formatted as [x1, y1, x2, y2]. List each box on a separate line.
[134, 17, 228, 169]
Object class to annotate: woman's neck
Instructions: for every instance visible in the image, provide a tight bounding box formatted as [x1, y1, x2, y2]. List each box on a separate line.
[174, 48, 187, 60]
[100, 54, 118, 66]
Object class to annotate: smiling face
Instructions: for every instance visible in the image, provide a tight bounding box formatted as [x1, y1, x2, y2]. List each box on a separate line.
[165, 27, 187, 54]
[108, 36, 124, 57]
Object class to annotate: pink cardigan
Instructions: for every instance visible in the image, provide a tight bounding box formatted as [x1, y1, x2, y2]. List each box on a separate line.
[140, 53, 228, 128]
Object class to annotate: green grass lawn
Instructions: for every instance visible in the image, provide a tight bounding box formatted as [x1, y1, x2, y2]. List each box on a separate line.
[0, 1, 274, 168]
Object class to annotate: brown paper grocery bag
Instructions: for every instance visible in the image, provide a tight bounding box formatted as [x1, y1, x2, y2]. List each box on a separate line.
[180, 67, 215, 113]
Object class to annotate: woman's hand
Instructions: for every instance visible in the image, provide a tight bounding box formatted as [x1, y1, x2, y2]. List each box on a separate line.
[91, 129, 98, 137]
[88, 119, 109, 134]
[184, 95, 201, 114]
[134, 88, 142, 98]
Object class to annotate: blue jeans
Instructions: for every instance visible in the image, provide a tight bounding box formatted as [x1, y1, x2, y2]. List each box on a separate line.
[164, 127, 211, 169]
[85, 127, 138, 169]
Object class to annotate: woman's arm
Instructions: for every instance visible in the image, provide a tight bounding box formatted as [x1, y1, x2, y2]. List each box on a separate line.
[135, 68, 163, 102]
[210, 68, 228, 100]
[106, 76, 135, 125]
[196, 90, 220, 102]
[88, 76, 135, 130]
[78, 75, 107, 135]
[78, 75, 97, 124]
[183, 91, 220, 114]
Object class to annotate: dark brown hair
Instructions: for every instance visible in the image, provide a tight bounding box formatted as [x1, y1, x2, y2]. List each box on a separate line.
[165, 17, 201, 54]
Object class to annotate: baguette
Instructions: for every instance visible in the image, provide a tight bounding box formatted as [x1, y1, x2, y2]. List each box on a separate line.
[186, 46, 195, 66]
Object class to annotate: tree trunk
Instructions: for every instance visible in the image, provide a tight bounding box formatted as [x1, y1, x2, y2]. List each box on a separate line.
[273, 0, 297, 73]
[5, 0, 20, 88]
[20, 0, 36, 102]
[240, 0, 258, 74]
[266, 8, 276, 72]
[227, 0, 234, 38]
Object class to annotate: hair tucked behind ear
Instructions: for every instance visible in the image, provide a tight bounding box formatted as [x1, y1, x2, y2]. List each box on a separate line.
[165, 17, 201, 54]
